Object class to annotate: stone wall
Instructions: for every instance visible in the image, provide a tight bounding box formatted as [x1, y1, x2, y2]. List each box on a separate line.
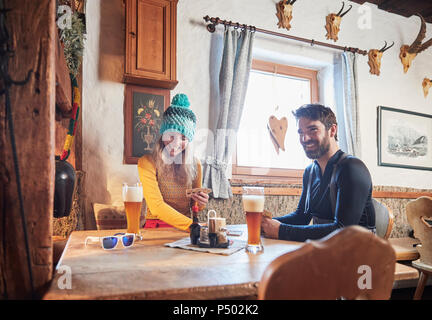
[372, 186, 432, 238]
[203, 185, 431, 238]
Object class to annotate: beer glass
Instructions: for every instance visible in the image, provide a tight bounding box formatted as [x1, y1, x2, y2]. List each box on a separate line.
[122, 182, 143, 238]
[242, 186, 264, 253]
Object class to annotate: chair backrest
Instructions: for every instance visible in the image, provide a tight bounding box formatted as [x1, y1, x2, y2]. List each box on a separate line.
[258, 226, 396, 300]
[406, 196, 432, 265]
[374, 199, 394, 239]
[328, 156, 393, 239]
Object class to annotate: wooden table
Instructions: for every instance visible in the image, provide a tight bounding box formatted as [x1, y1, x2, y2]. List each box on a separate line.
[43, 228, 422, 300]
[389, 237, 420, 261]
[43, 225, 302, 300]
[394, 263, 419, 281]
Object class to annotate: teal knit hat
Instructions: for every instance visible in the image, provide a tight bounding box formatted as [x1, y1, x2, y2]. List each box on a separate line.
[159, 93, 197, 142]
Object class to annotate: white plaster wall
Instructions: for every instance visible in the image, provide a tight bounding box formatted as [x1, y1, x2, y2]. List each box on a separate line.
[83, 0, 432, 226]
[82, 0, 136, 227]
[175, 0, 432, 190]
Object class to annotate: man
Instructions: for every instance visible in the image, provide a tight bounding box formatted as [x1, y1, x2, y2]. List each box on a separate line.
[261, 104, 375, 242]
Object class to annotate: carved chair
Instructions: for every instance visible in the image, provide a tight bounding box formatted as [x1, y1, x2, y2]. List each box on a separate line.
[406, 196, 432, 299]
[258, 225, 396, 300]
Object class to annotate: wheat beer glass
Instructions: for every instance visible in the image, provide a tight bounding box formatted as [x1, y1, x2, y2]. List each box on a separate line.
[242, 186, 264, 253]
[122, 182, 143, 237]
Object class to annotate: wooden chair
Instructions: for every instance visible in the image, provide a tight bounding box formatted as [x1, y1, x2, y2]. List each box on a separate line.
[406, 196, 432, 299]
[406, 196, 432, 265]
[373, 199, 394, 239]
[258, 226, 396, 300]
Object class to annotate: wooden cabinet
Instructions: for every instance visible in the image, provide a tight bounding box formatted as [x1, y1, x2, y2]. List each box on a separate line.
[124, 0, 178, 89]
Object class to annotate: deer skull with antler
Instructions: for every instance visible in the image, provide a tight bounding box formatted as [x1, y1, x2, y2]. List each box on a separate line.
[400, 14, 432, 73]
[276, 0, 297, 31]
[367, 41, 395, 76]
[325, 2, 352, 42]
[423, 78, 432, 98]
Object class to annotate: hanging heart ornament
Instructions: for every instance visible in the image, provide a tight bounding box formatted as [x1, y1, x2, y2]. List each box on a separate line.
[267, 115, 288, 154]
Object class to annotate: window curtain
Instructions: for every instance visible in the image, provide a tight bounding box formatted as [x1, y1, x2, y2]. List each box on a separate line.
[203, 28, 255, 199]
[334, 52, 361, 157]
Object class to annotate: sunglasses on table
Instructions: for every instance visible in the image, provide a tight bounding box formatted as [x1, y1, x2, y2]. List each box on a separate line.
[85, 233, 135, 250]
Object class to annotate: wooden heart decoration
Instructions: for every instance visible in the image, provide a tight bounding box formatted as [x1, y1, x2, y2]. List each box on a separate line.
[267, 115, 288, 154]
[423, 77, 432, 98]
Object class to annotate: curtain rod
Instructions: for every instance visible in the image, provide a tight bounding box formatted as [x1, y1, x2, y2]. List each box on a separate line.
[203, 15, 368, 56]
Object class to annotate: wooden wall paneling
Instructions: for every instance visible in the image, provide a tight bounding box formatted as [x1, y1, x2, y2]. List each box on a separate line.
[0, 0, 55, 299]
[231, 186, 432, 199]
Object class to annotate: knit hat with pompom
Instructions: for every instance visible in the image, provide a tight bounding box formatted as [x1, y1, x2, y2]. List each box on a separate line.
[159, 93, 197, 142]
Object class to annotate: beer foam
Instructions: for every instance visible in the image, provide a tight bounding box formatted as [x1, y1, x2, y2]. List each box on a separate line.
[122, 186, 143, 202]
[242, 195, 264, 212]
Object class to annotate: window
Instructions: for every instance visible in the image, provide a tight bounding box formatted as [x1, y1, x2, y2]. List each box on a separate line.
[232, 60, 319, 184]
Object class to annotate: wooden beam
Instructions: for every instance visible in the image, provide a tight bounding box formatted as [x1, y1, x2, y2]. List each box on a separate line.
[0, 0, 55, 299]
[372, 191, 432, 199]
[378, 0, 396, 11]
[349, 0, 432, 23]
[232, 187, 302, 196]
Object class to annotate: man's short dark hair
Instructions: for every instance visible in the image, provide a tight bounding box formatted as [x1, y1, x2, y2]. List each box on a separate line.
[292, 104, 338, 141]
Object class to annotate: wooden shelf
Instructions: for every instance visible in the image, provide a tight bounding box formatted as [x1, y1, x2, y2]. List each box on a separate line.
[123, 74, 178, 90]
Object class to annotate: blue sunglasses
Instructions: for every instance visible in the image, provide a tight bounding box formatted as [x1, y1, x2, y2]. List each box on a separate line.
[85, 233, 135, 250]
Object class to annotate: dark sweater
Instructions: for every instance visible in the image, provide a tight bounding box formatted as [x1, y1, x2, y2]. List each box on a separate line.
[274, 150, 375, 242]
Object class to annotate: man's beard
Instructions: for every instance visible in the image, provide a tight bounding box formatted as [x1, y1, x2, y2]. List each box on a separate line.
[302, 136, 330, 159]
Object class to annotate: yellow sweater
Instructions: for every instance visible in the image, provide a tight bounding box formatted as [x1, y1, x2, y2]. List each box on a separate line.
[137, 154, 204, 231]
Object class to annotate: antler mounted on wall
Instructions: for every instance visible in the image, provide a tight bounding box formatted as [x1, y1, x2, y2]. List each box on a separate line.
[325, 1, 352, 42]
[276, 0, 297, 31]
[423, 78, 432, 98]
[400, 14, 432, 73]
[367, 41, 394, 76]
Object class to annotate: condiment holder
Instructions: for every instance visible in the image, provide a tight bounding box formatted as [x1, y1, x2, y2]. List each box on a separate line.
[208, 209, 226, 233]
[190, 209, 229, 248]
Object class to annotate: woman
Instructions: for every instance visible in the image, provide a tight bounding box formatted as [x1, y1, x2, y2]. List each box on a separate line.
[138, 93, 209, 231]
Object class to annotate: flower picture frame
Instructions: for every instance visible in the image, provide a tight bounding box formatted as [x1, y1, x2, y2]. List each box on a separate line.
[124, 85, 169, 164]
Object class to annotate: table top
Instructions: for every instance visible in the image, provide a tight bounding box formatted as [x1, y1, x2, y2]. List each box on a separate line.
[388, 237, 420, 261]
[43, 228, 421, 300]
[43, 225, 302, 300]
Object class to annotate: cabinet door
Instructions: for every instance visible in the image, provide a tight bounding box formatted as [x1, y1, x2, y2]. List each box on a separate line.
[125, 0, 177, 88]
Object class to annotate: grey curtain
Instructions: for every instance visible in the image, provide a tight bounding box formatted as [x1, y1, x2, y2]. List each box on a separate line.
[203, 28, 255, 199]
[334, 52, 361, 157]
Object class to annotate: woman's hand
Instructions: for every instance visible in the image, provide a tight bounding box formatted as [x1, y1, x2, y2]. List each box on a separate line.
[191, 191, 209, 208]
[261, 217, 281, 239]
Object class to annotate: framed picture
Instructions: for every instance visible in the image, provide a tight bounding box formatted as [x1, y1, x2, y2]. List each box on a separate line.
[377, 106, 432, 171]
[124, 85, 169, 164]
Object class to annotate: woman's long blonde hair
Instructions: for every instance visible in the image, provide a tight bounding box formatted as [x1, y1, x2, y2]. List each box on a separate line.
[152, 136, 197, 186]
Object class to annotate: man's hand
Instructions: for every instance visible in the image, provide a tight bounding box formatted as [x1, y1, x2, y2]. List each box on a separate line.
[261, 217, 281, 239]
